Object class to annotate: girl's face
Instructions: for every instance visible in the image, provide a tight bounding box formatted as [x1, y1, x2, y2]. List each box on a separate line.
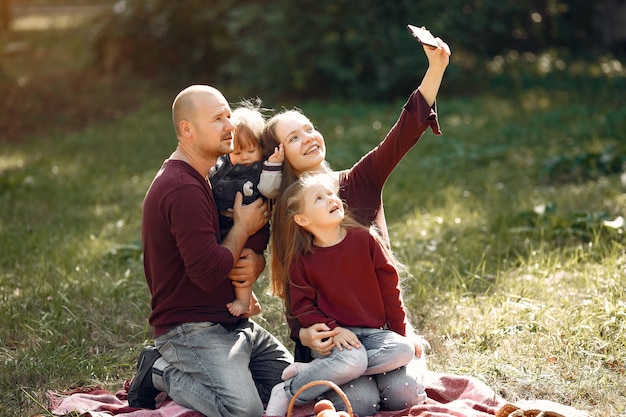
[295, 182, 344, 230]
[274, 113, 326, 176]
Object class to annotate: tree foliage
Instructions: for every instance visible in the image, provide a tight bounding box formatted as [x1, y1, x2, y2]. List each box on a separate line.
[92, 0, 621, 100]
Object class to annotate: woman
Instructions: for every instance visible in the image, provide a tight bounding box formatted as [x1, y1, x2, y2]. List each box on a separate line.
[261, 35, 451, 416]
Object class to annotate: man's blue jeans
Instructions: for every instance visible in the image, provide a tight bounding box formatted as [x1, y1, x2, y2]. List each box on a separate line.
[154, 319, 293, 417]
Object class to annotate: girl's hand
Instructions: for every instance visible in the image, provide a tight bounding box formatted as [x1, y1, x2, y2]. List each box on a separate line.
[406, 324, 431, 358]
[268, 143, 284, 164]
[300, 323, 339, 356]
[332, 327, 362, 351]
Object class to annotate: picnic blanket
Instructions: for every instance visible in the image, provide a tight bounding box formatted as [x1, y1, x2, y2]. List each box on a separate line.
[42, 371, 588, 417]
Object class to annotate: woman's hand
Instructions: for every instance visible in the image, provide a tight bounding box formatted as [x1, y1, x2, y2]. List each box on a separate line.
[419, 33, 452, 107]
[406, 324, 431, 358]
[424, 35, 451, 72]
[414, 341, 423, 358]
[299, 323, 340, 356]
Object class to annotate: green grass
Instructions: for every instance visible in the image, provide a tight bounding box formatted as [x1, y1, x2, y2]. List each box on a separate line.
[294, 87, 626, 415]
[2, 14, 626, 417]
[4, 84, 625, 417]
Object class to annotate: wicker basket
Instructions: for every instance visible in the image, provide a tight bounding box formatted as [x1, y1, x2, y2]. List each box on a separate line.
[286, 380, 354, 417]
[496, 403, 567, 417]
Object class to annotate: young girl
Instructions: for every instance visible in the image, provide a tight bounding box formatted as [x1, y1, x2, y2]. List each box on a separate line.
[264, 173, 421, 416]
[209, 103, 284, 316]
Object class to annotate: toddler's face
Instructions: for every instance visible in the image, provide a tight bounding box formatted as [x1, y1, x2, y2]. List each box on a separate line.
[230, 144, 263, 166]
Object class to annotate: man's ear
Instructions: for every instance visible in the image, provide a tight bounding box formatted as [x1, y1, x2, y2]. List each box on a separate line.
[180, 119, 192, 138]
[294, 214, 309, 227]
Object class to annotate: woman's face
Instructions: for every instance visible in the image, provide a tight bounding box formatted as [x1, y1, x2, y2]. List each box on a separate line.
[274, 113, 326, 176]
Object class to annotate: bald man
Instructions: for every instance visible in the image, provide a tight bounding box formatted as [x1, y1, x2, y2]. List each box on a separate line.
[127, 85, 293, 417]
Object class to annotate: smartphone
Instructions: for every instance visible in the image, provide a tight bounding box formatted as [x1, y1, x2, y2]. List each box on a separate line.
[407, 24, 439, 48]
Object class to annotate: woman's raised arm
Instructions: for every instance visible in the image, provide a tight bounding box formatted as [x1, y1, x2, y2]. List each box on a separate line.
[418, 36, 451, 107]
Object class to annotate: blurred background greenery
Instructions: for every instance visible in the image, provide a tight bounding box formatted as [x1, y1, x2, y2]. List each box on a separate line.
[2, 0, 624, 145]
[1, 1, 625, 416]
[3, 0, 626, 103]
[87, 0, 625, 100]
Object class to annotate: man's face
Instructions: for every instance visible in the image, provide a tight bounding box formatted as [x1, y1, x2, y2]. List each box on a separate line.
[190, 92, 235, 160]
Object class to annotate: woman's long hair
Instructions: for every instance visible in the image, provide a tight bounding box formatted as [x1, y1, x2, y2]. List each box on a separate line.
[260, 109, 333, 197]
[262, 110, 334, 302]
[264, 111, 411, 332]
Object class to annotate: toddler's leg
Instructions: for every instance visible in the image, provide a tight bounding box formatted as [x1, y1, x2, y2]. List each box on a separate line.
[227, 297, 251, 316]
[227, 286, 252, 316]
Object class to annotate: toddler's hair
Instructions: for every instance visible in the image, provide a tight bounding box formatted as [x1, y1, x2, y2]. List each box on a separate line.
[232, 99, 265, 151]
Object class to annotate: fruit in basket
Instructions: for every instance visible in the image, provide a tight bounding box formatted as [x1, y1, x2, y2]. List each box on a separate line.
[314, 399, 350, 417]
[314, 399, 335, 415]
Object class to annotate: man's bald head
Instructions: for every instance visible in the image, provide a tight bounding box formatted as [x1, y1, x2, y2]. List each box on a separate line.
[172, 85, 226, 137]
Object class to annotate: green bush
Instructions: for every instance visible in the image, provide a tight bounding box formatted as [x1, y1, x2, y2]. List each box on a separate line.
[91, 0, 620, 100]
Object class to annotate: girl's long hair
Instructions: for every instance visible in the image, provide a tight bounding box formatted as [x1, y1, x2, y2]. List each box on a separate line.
[269, 173, 367, 302]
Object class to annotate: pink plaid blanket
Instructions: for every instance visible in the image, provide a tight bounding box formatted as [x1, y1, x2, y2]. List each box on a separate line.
[45, 371, 587, 417]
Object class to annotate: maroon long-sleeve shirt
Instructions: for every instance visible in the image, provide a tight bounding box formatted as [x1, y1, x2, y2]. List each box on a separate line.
[142, 160, 239, 337]
[337, 89, 440, 245]
[289, 228, 408, 336]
